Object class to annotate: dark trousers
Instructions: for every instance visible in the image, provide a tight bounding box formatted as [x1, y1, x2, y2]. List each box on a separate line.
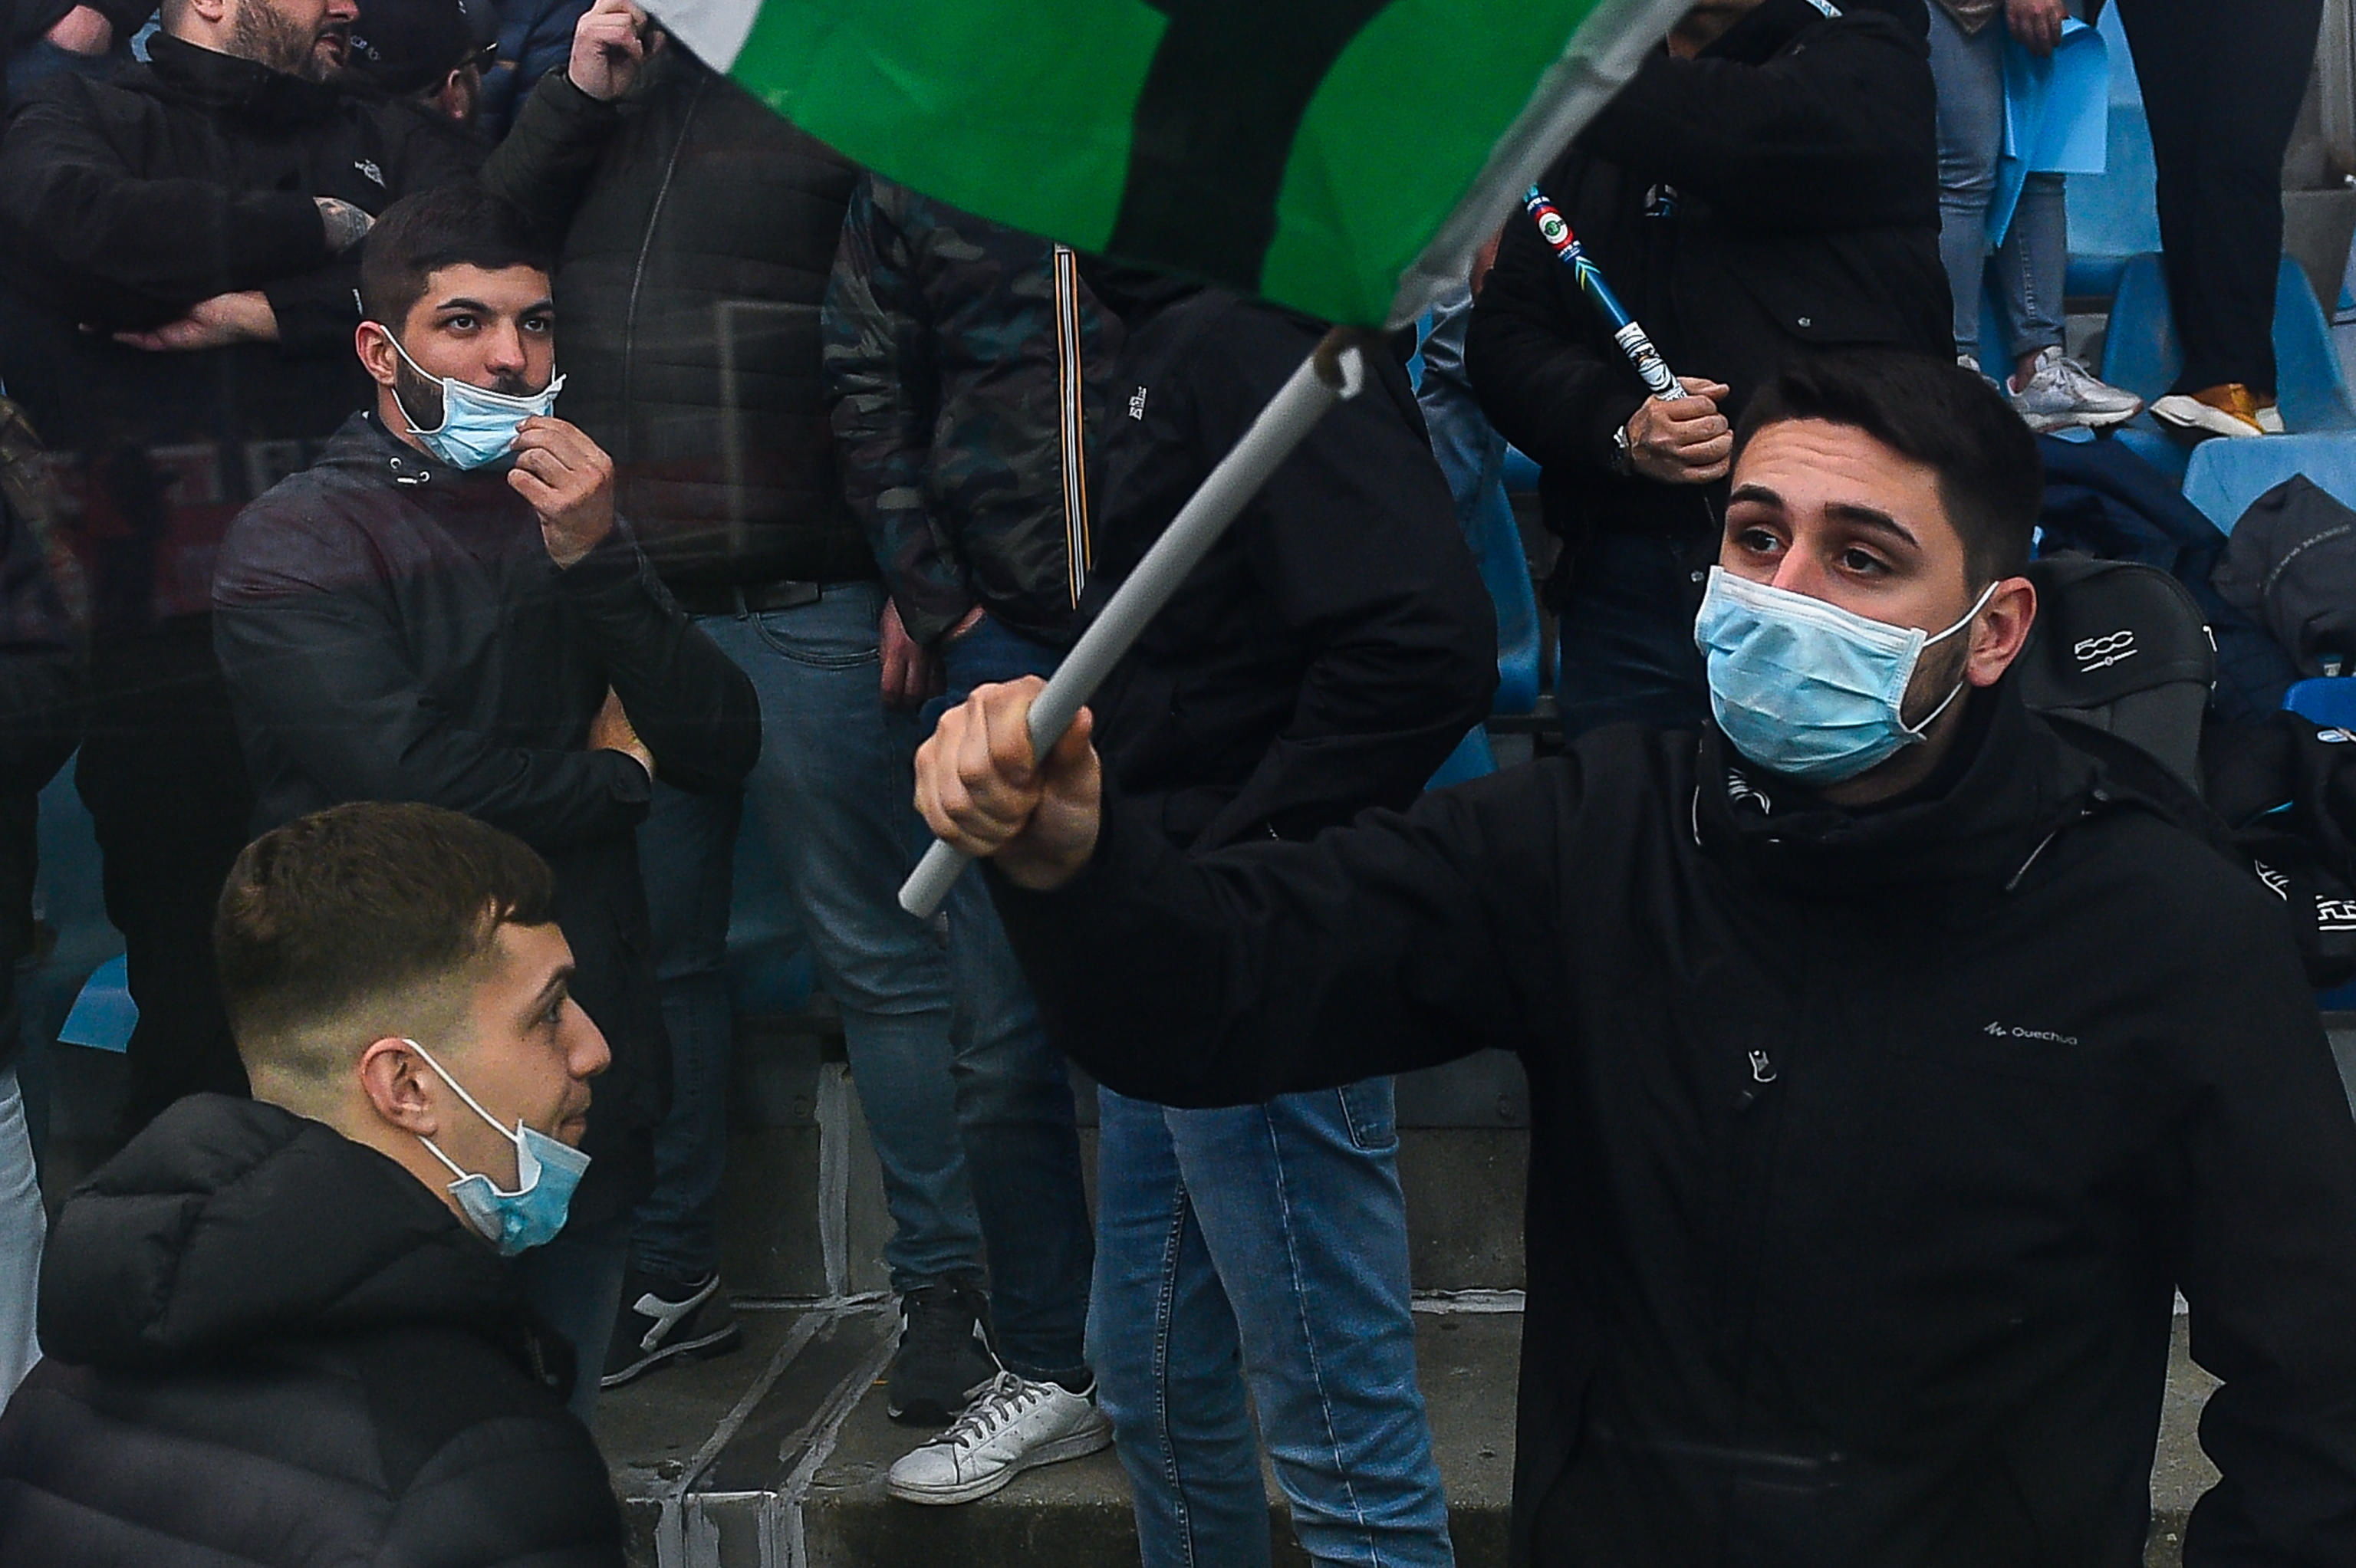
[2115, 0, 2325, 396]
[77, 619, 254, 1139]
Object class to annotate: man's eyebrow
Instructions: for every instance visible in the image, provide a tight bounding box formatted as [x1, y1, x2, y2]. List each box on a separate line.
[518, 964, 575, 1021]
[1727, 484, 1782, 509]
[1825, 503, 1920, 550]
[432, 297, 556, 316]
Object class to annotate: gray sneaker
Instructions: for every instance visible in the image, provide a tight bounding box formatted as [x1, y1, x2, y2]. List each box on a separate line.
[2009, 347, 2142, 432]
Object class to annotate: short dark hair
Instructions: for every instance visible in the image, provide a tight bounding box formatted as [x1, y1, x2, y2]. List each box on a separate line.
[357, 185, 551, 330]
[1736, 350, 2043, 583]
[216, 802, 557, 1083]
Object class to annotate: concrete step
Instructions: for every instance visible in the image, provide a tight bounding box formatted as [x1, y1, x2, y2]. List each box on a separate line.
[594, 1303, 2219, 1568]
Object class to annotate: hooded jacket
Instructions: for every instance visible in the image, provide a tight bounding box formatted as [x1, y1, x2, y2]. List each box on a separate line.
[480, 52, 870, 594]
[1082, 275, 1496, 850]
[992, 684, 2356, 1567]
[1467, 0, 1950, 599]
[0, 1094, 625, 1566]
[212, 411, 762, 1223]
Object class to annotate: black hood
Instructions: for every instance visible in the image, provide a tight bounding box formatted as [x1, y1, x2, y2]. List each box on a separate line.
[1077, 255, 1204, 328]
[37, 1095, 529, 1373]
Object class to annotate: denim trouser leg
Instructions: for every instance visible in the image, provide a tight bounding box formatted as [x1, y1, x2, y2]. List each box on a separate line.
[629, 778, 742, 1284]
[926, 619, 1095, 1386]
[0, 1067, 42, 1402]
[1553, 533, 1710, 741]
[1929, 5, 2066, 361]
[1093, 1083, 1454, 1568]
[1092, 1087, 1273, 1568]
[704, 587, 982, 1290]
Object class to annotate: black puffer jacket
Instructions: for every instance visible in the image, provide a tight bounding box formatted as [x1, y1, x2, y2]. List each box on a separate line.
[1468, 0, 1949, 597]
[482, 51, 870, 593]
[0, 1095, 626, 1566]
[995, 685, 2356, 1567]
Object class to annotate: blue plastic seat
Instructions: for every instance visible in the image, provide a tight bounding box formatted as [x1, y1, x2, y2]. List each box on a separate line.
[2183, 432, 2356, 534]
[2285, 677, 2356, 731]
[2062, 101, 2159, 300]
[1428, 725, 1499, 788]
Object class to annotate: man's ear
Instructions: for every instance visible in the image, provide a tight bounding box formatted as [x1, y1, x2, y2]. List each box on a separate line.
[179, 0, 233, 30]
[1965, 576, 2037, 688]
[358, 1036, 439, 1136]
[355, 320, 403, 390]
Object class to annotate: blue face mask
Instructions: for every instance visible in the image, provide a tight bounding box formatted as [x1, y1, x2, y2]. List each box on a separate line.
[383, 331, 564, 471]
[406, 1038, 591, 1257]
[1693, 567, 1996, 787]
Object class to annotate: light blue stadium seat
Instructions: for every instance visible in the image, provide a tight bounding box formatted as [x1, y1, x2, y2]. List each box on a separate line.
[2183, 432, 2356, 534]
[1470, 472, 1542, 715]
[2098, 251, 2356, 497]
[25, 754, 125, 1059]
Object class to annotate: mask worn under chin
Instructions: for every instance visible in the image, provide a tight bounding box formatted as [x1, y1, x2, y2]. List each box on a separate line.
[406, 1037, 591, 1256]
[1693, 567, 1997, 787]
[381, 330, 564, 471]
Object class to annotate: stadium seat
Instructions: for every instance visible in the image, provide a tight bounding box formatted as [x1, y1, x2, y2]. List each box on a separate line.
[2098, 251, 2356, 495]
[2063, 3, 2157, 300]
[1429, 725, 1499, 788]
[2183, 432, 2356, 533]
[2285, 676, 2356, 732]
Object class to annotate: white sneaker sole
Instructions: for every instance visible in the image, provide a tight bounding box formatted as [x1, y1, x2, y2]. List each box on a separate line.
[2151, 395, 2265, 438]
[885, 1424, 1114, 1506]
[2019, 401, 2142, 434]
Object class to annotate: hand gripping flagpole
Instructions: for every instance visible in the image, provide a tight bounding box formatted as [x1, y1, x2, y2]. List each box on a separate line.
[897, 327, 1373, 919]
[1522, 185, 1686, 400]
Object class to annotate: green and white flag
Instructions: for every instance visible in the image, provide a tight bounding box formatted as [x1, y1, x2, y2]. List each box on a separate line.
[643, 0, 1690, 328]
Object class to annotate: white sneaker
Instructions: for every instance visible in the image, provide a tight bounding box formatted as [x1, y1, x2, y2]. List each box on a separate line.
[885, 1371, 1113, 1505]
[2008, 346, 2142, 432]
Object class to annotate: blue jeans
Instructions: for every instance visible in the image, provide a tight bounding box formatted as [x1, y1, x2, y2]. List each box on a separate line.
[0, 1067, 41, 1403]
[1091, 1083, 1453, 1568]
[1555, 531, 1712, 741]
[1930, 2, 2068, 363]
[921, 615, 1094, 1387]
[631, 580, 982, 1294]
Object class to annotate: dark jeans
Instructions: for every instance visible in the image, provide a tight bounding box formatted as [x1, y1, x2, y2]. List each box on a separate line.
[2114, 0, 2325, 396]
[631, 583, 981, 1292]
[919, 615, 1094, 1387]
[78, 620, 253, 1139]
[1553, 532, 1712, 741]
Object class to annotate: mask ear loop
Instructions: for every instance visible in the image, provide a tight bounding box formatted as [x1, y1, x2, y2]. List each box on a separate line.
[402, 1037, 524, 1149]
[374, 330, 452, 438]
[1904, 581, 2002, 738]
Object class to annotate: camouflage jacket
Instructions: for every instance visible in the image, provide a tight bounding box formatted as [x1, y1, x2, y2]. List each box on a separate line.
[823, 175, 1109, 649]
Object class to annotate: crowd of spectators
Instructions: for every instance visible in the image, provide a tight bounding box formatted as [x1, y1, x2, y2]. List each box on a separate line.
[1, 0, 2354, 1565]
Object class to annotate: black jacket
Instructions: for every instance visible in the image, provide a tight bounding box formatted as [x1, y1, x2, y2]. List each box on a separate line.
[211, 412, 761, 1221]
[0, 33, 481, 630]
[993, 686, 2356, 1567]
[481, 54, 871, 593]
[1084, 281, 1496, 850]
[0, 1094, 625, 1566]
[1467, 0, 1950, 595]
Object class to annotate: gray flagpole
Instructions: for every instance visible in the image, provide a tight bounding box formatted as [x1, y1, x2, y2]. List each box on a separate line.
[898, 327, 1372, 918]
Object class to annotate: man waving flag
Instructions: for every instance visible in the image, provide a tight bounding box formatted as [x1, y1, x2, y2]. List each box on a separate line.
[636, 0, 1690, 911]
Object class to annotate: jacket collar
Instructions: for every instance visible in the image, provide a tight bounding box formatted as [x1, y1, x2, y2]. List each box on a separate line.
[143, 31, 346, 128]
[1692, 679, 2114, 899]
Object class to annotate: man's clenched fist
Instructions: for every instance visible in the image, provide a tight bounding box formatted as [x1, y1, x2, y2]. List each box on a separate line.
[913, 677, 1102, 891]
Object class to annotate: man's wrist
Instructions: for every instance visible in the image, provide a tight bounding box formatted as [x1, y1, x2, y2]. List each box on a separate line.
[1610, 422, 1636, 478]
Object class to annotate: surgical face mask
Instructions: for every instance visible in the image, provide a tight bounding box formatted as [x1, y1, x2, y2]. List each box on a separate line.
[1693, 567, 1997, 787]
[406, 1037, 590, 1257]
[380, 330, 563, 471]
